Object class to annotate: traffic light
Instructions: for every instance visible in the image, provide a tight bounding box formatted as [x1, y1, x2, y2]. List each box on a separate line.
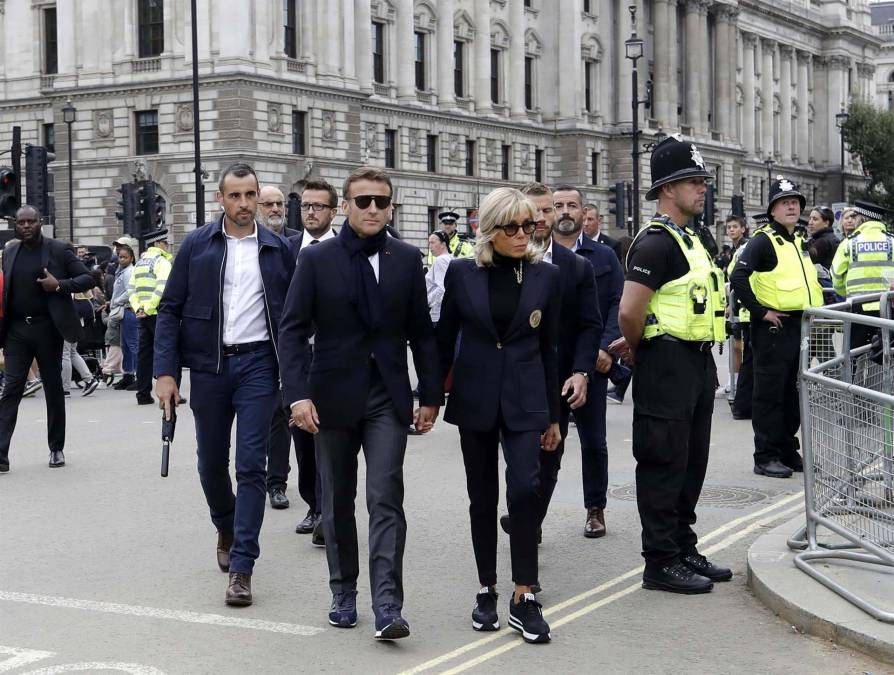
[608, 182, 625, 230]
[0, 167, 19, 220]
[25, 145, 53, 219]
[115, 182, 139, 233]
[703, 183, 716, 229]
[137, 180, 165, 236]
[730, 194, 745, 217]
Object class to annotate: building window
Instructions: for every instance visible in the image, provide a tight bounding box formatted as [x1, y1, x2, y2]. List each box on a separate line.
[583, 0, 591, 12]
[384, 128, 396, 168]
[501, 144, 511, 180]
[372, 22, 385, 84]
[465, 140, 476, 177]
[428, 206, 439, 233]
[524, 0, 532, 7]
[135, 110, 159, 155]
[584, 61, 594, 113]
[137, 0, 164, 59]
[534, 149, 543, 183]
[284, 0, 297, 58]
[524, 57, 534, 110]
[292, 111, 307, 155]
[490, 49, 501, 104]
[591, 152, 599, 185]
[43, 8, 58, 75]
[454, 41, 465, 98]
[415, 32, 426, 90]
[43, 124, 56, 155]
[427, 134, 438, 173]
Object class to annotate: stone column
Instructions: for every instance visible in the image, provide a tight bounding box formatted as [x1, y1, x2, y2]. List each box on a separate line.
[761, 39, 775, 158]
[57, 0, 78, 74]
[699, 0, 711, 132]
[354, 0, 372, 93]
[218, 2, 251, 59]
[796, 51, 810, 163]
[826, 55, 849, 167]
[779, 46, 793, 162]
[684, 0, 702, 131]
[396, 0, 415, 100]
[473, 0, 492, 113]
[437, 0, 456, 107]
[726, 8, 740, 141]
[714, 5, 734, 138]
[742, 32, 757, 155]
[509, 0, 526, 118]
[652, 0, 673, 128]
[557, 0, 581, 119]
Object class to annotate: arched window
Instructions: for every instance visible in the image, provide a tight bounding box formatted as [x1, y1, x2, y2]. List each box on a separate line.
[581, 33, 603, 116]
[524, 29, 543, 111]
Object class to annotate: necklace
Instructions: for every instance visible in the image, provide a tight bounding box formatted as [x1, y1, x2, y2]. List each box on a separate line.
[514, 260, 523, 285]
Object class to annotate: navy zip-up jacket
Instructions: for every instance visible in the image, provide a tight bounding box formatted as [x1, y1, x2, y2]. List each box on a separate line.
[153, 216, 295, 378]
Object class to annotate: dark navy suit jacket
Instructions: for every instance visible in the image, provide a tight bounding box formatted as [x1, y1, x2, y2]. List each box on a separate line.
[551, 242, 602, 380]
[577, 235, 624, 350]
[277, 234, 442, 429]
[437, 257, 561, 433]
[153, 217, 295, 377]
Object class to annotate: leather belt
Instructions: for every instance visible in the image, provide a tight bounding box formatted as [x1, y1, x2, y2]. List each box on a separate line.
[653, 334, 714, 352]
[222, 340, 269, 356]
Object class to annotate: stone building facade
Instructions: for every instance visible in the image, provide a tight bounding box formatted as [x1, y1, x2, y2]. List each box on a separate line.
[0, 0, 881, 249]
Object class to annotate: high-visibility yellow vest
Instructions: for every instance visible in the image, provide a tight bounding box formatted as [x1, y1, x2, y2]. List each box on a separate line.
[830, 220, 894, 312]
[427, 233, 474, 265]
[128, 247, 172, 316]
[749, 225, 823, 312]
[636, 218, 727, 342]
[727, 239, 751, 323]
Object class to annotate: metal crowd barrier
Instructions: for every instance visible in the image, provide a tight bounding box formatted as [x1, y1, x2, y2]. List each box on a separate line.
[791, 292, 894, 623]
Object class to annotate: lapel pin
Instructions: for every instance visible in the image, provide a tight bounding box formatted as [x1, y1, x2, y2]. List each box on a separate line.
[529, 309, 542, 328]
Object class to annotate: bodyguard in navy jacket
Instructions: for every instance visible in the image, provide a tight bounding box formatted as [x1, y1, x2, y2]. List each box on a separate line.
[154, 164, 294, 607]
[437, 187, 560, 644]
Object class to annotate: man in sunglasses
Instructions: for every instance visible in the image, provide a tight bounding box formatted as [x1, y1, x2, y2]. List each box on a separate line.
[279, 166, 442, 640]
[257, 185, 299, 239]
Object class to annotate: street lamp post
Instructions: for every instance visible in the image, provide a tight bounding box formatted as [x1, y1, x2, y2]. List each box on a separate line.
[836, 109, 849, 203]
[61, 98, 77, 243]
[190, 0, 205, 227]
[764, 154, 774, 203]
[625, 5, 647, 233]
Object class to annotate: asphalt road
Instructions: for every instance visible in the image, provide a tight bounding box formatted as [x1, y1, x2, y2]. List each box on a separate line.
[0, 353, 888, 675]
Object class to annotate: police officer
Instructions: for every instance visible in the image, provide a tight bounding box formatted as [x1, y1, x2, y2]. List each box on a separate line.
[731, 177, 823, 479]
[831, 200, 894, 349]
[427, 210, 473, 264]
[128, 229, 173, 405]
[612, 135, 731, 594]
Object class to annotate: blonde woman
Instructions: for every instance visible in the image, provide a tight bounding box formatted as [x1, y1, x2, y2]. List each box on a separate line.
[436, 187, 561, 644]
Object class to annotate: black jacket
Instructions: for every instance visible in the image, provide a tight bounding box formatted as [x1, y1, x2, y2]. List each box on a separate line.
[0, 237, 94, 345]
[551, 243, 602, 380]
[807, 227, 840, 270]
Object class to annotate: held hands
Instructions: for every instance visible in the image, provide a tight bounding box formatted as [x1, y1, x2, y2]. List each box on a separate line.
[561, 373, 588, 410]
[155, 375, 180, 420]
[762, 310, 789, 329]
[608, 337, 633, 364]
[595, 349, 613, 375]
[413, 405, 440, 434]
[290, 400, 320, 434]
[541, 422, 562, 452]
[36, 268, 60, 293]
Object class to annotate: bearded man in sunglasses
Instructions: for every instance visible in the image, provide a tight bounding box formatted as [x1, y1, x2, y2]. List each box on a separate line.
[278, 166, 442, 640]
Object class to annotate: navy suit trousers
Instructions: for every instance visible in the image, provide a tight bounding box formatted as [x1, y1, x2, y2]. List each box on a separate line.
[189, 344, 279, 574]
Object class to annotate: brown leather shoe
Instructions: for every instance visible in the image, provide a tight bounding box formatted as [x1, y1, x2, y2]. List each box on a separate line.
[217, 530, 234, 573]
[584, 507, 606, 538]
[225, 572, 252, 606]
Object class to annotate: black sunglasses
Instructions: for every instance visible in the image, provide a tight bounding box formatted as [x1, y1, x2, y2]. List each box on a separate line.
[351, 195, 392, 209]
[495, 221, 536, 236]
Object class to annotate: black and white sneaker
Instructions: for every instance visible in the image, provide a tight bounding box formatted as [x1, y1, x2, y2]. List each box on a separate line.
[508, 593, 550, 644]
[82, 379, 99, 397]
[472, 587, 499, 631]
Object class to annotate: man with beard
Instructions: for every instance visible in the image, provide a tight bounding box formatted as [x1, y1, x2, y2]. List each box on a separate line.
[612, 135, 730, 594]
[0, 205, 93, 472]
[257, 185, 300, 239]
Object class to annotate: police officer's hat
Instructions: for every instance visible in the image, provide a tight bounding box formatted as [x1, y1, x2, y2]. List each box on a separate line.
[438, 210, 460, 225]
[143, 228, 168, 245]
[645, 135, 713, 201]
[766, 175, 806, 217]
[751, 212, 770, 228]
[852, 200, 890, 224]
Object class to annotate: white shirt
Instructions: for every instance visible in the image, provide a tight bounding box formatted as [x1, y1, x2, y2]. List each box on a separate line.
[543, 240, 554, 264]
[299, 227, 336, 251]
[221, 222, 270, 345]
[426, 253, 452, 322]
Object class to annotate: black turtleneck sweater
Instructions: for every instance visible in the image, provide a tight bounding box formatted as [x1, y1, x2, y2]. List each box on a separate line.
[9, 241, 50, 319]
[488, 252, 523, 338]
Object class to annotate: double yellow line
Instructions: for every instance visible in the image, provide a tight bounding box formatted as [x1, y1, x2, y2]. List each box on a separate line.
[398, 491, 805, 675]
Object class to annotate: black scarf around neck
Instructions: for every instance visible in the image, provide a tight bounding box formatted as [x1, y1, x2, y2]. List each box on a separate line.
[338, 224, 388, 331]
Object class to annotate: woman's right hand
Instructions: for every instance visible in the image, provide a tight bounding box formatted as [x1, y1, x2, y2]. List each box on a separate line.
[540, 422, 562, 452]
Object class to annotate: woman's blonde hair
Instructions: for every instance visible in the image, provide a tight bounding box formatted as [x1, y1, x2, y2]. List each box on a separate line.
[474, 187, 543, 267]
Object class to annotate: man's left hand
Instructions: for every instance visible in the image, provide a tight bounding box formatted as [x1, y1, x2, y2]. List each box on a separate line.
[413, 405, 439, 434]
[595, 349, 613, 374]
[561, 373, 588, 409]
[36, 268, 60, 293]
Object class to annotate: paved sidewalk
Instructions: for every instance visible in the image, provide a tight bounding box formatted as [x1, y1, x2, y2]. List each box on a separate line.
[748, 514, 894, 667]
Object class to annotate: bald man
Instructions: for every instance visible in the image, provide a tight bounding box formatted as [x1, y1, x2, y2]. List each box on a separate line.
[257, 186, 299, 238]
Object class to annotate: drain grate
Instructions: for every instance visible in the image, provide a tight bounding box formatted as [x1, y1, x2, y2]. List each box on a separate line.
[608, 483, 792, 509]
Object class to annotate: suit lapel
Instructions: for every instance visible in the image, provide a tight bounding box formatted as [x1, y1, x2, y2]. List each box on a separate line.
[504, 260, 543, 339]
[462, 264, 498, 339]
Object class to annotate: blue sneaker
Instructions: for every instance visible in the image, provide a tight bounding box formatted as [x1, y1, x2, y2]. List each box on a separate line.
[328, 590, 358, 628]
[472, 587, 499, 631]
[374, 603, 410, 640]
[508, 593, 550, 644]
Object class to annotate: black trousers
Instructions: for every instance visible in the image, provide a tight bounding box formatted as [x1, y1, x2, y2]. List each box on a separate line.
[0, 317, 65, 456]
[732, 324, 753, 417]
[459, 418, 541, 587]
[266, 394, 321, 512]
[751, 318, 802, 466]
[136, 314, 157, 398]
[631, 339, 715, 565]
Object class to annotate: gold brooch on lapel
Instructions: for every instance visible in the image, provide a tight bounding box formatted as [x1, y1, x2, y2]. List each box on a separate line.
[529, 309, 542, 328]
